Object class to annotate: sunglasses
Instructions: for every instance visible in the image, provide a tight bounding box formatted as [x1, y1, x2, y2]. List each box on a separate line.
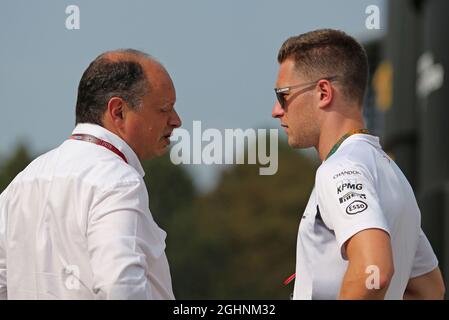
[274, 76, 338, 109]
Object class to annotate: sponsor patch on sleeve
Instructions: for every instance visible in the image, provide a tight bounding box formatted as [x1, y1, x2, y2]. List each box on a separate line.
[332, 169, 362, 180]
[345, 200, 368, 215]
[335, 179, 364, 194]
[338, 191, 367, 204]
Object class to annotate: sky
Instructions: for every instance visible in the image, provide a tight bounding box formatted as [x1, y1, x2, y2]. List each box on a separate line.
[0, 0, 386, 191]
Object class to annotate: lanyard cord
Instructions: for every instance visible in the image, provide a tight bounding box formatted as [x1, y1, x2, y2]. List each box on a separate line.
[69, 134, 128, 164]
[325, 128, 370, 160]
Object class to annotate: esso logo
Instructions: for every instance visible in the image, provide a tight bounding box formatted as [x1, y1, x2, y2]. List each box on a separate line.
[346, 200, 368, 215]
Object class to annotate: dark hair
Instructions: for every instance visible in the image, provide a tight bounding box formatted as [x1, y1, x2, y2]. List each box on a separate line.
[75, 49, 151, 125]
[277, 29, 368, 105]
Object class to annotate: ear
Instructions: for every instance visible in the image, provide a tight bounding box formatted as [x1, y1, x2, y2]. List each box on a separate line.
[106, 97, 126, 127]
[316, 79, 333, 109]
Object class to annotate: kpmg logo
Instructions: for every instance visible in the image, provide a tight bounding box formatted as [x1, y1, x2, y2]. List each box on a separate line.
[339, 191, 366, 204]
[336, 179, 363, 194]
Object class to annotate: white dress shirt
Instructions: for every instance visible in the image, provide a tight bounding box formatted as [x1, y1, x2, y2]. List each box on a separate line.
[0, 123, 175, 299]
[293, 134, 438, 299]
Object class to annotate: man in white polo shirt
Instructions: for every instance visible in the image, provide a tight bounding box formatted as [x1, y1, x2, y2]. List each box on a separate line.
[0, 49, 181, 299]
[272, 29, 445, 299]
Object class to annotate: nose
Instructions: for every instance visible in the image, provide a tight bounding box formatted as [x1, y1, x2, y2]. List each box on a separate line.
[272, 100, 285, 119]
[170, 109, 182, 128]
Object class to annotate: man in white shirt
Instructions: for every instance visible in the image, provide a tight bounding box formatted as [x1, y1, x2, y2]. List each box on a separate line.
[0, 49, 181, 299]
[271, 29, 445, 299]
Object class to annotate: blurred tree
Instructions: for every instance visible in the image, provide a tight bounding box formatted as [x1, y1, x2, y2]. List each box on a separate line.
[0, 144, 32, 193]
[141, 153, 195, 230]
[168, 139, 318, 299]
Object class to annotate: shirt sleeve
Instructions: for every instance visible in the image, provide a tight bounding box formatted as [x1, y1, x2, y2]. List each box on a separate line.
[315, 162, 391, 260]
[410, 229, 439, 278]
[0, 189, 8, 300]
[87, 180, 168, 300]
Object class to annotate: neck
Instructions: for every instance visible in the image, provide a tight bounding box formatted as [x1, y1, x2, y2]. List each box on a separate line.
[101, 118, 126, 143]
[102, 121, 144, 162]
[103, 124, 121, 140]
[317, 111, 365, 161]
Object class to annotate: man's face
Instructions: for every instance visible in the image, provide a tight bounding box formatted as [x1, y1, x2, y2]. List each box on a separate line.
[272, 59, 319, 149]
[124, 61, 181, 161]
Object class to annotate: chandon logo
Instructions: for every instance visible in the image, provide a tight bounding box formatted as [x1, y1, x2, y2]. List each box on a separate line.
[332, 170, 361, 180]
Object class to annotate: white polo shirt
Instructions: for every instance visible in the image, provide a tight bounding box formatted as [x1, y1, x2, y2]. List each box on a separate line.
[293, 133, 438, 300]
[0, 123, 175, 300]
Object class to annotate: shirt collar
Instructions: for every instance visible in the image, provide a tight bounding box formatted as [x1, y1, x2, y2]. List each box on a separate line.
[340, 133, 381, 149]
[72, 123, 145, 177]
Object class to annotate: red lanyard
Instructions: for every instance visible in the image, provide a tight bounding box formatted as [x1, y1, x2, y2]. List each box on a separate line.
[69, 134, 128, 164]
[283, 273, 296, 286]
